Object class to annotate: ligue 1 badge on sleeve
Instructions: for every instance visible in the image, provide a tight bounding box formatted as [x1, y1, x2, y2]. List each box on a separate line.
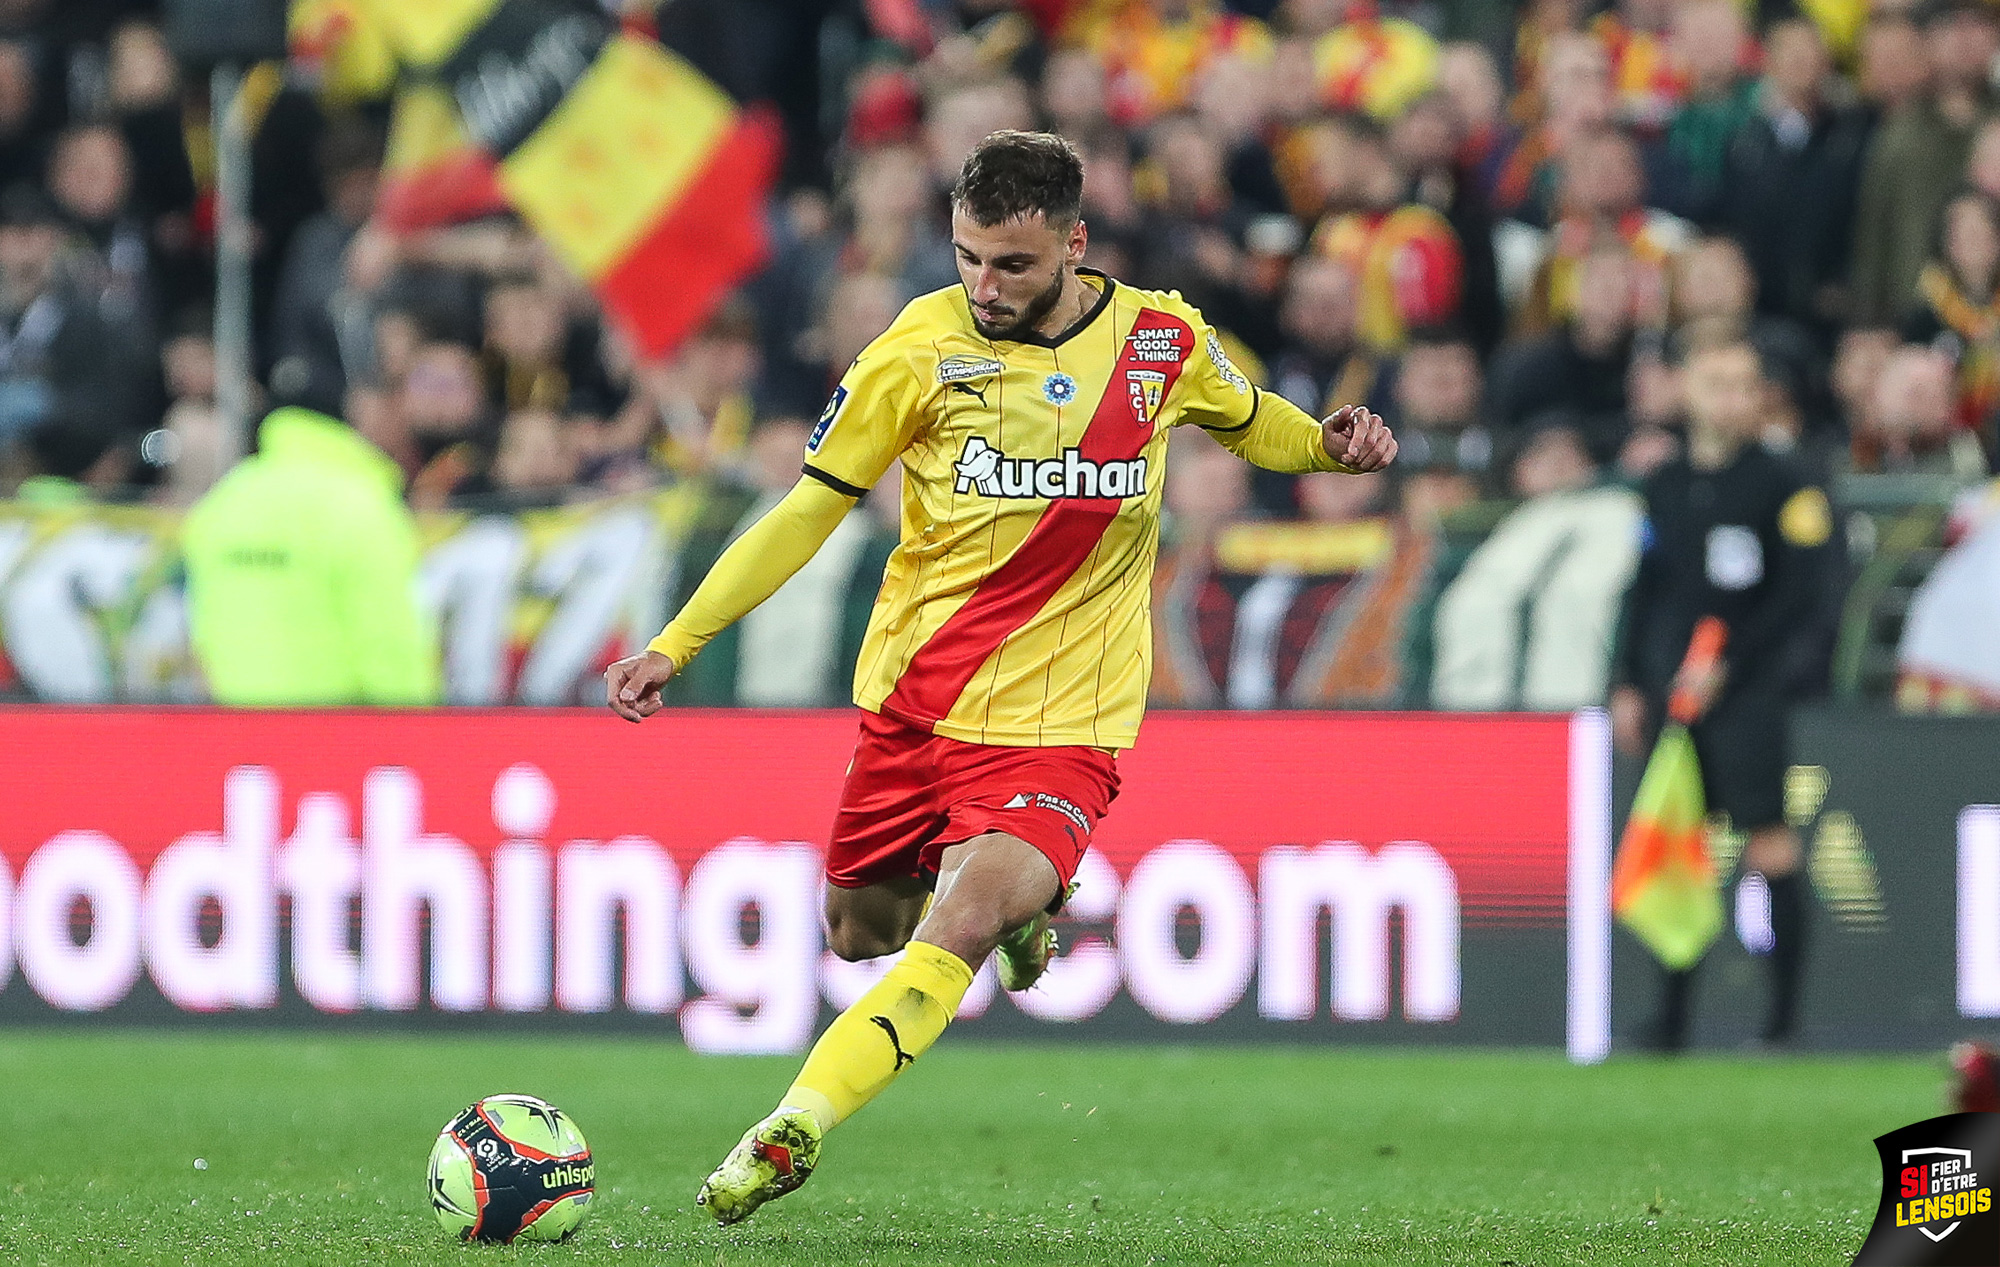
[1853, 1114, 2000, 1265]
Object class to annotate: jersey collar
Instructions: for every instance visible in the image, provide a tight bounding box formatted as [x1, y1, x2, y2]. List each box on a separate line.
[983, 267, 1116, 349]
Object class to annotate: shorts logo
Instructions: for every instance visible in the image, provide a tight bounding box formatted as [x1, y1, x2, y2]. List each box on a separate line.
[937, 355, 1004, 385]
[1126, 369, 1165, 425]
[952, 435, 1149, 500]
[1003, 791, 1091, 838]
[807, 385, 849, 453]
[1042, 372, 1077, 405]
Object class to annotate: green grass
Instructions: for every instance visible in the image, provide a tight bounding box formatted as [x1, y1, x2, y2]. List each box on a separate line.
[0, 1030, 1938, 1265]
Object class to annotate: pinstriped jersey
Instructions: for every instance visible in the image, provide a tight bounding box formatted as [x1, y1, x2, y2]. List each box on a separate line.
[802, 269, 1259, 748]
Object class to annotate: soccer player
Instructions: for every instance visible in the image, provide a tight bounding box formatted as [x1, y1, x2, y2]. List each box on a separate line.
[603, 131, 1397, 1223]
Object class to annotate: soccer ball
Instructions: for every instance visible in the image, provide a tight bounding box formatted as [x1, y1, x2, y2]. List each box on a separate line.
[427, 1094, 594, 1243]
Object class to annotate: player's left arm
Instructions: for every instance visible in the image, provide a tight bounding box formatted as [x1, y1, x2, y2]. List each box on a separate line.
[1173, 318, 1396, 473]
[1208, 393, 1398, 474]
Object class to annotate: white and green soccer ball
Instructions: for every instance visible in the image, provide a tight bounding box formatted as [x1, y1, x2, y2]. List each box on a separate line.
[427, 1094, 594, 1244]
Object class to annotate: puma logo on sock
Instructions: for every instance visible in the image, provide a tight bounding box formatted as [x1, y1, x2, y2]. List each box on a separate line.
[871, 1015, 915, 1070]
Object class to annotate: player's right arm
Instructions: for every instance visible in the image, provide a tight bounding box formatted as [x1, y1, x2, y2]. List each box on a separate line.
[606, 323, 931, 723]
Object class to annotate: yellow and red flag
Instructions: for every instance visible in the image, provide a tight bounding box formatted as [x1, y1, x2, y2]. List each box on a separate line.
[1611, 616, 1728, 969]
[320, 0, 780, 360]
[1611, 722, 1723, 969]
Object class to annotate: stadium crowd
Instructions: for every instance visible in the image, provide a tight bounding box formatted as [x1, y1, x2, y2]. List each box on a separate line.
[0, 0, 1994, 707]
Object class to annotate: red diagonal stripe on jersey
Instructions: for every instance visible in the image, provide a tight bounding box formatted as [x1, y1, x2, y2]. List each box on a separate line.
[882, 307, 1194, 730]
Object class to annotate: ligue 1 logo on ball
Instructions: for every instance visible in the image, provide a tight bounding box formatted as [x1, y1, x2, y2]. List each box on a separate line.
[1854, 1114, 2000, 1265]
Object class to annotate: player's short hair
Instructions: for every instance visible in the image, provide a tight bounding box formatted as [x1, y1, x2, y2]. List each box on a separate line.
[952, 130, 1085, 229]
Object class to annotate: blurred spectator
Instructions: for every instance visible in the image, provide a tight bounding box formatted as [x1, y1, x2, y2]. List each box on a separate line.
[753, 143, 954, 416]
[1390, 90, 1503, 353]
[1306, 114, 1465, 353]
[271, 116, 382, 413]
[1856, 14, 1928, 121]
[481, 273, 612, 418]
[647, 298, 767, 481]
[1832, 325, 1897, 445]
[1663, 0, 1756, 220]
[1132, 113, 1249, 306]
[0, 182, 144, 453]
[1438, 41, 1518, 211]
[1855, 344, 1988, 476]
[1290, 0, 1440, 123]
[1191, 48, 1288, 220]
[1065, 0, 1273, 127]
[106, 21, 200, 317]
[1041, 46, 1114, 145]
[46, 122, 150, 331]
[396, 338, 496, 509]
[1490, 246, 1640, 462]
[1381, 325, 1492, 491]
[489, 406, 578, 507]
[1513, 126, 1686, 334]
[1432, 422, 1641, 709]
[1851, 0, 2000, 326]
[1721, 19, 1869, 347]
[183, 400, 440, 707]
[152, 307, 228, 505]
[0, 40, 50, 194]
[1904, 191, 2000, 454]
[1592, 0, 1681, 130]
[1670, 237, 1830, 439]
[925, 78, 1036, 189]
[1491, 31, 1615, 230]
[1265, 254, 1376, 512]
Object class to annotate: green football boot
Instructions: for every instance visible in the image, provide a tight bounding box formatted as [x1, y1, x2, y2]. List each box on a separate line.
[996, 913, 1056, 991]
[996, 879, 1077, 992]
[695, 1108, 822, 1226]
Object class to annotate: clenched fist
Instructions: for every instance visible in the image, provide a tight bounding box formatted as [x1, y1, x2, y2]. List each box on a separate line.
[1323, 404, 1398, 473]
[603, 650, 677, 723]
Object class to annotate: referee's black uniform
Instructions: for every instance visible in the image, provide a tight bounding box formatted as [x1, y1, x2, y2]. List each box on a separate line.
[1615, 441, 1839, 1045]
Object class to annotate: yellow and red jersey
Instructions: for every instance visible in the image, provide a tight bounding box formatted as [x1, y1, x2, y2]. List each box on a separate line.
[802, 271, 1267, 749]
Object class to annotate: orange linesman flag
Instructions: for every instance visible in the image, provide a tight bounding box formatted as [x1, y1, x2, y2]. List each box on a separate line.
[361, 0, 782, 359]
[1611, 723, 1723, 969]
[1611, 616, 1728, 969]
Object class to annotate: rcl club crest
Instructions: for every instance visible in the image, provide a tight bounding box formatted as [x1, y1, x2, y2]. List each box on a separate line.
[1854, 1113, 2000, 1265]
[1126, 370, 1165, 425]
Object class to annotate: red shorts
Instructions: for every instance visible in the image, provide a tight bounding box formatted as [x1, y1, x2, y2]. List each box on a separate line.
[825, 709, 1120, 899]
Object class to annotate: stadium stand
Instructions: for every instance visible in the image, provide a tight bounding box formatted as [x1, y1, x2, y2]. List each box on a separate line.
[0, 0, 1991, 711]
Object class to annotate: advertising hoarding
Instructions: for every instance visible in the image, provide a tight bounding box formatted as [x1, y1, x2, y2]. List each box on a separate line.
[0, 708, 1612, 1060]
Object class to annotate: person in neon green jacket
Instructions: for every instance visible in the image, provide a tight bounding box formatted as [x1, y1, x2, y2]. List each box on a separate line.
[184, 406, 441, 705]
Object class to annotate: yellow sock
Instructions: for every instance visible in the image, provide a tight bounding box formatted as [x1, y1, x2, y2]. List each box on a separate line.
[781, 940, 972, 1132]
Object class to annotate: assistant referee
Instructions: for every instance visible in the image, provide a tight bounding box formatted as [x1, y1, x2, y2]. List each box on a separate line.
[1610, 327, 1839, 1049]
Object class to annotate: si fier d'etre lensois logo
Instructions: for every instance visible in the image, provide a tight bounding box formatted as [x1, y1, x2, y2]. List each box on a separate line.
[1854, 1114, 2000, 1266]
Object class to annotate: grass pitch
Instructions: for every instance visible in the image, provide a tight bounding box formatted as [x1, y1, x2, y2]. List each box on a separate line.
[0, 1030, 1935, 1265]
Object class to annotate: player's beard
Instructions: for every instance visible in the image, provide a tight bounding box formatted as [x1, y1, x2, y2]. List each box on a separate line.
[970, 267, 1068, 341]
